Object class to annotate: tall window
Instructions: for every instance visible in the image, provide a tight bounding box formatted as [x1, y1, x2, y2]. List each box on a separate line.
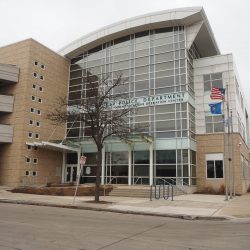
[206, 154, 223, 179]
[203, 72, 223, 92]
[205, 115, 224, 133]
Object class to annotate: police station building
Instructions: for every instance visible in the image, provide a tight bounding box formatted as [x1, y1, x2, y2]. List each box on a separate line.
[58, 7, 250, 194]
[1, 7, 249, 194]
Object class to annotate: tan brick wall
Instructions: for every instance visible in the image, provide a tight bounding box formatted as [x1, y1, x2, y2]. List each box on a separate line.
[196, 133, 250, 195]
[0, 39, 69, 187]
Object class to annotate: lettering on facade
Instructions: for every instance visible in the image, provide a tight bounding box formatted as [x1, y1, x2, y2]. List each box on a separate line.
[109, 92, 187, 109]
[68, 92, 188, 113]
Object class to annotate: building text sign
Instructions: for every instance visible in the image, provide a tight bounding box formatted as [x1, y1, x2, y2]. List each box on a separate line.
[68, 92, 188, 113]
[108, 92, 187, 109]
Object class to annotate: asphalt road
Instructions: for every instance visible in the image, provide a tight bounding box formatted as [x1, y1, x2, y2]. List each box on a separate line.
[0, 203, 250, 250]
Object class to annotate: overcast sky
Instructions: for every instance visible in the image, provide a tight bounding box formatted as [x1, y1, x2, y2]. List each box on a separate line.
[1, 0, 249, 107]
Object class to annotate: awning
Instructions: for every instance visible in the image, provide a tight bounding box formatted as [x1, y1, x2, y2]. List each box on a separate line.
[26, 141, 79, 153]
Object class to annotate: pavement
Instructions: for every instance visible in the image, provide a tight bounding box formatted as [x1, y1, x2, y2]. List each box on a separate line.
[0, 186, 250, 221]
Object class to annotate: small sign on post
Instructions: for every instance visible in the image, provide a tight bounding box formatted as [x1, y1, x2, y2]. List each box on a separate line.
[80, 156, 86, 166]
[73, 155, 87, 204]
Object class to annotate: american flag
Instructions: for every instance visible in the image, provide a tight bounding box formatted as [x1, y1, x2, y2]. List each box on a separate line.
[210, 87, 225, 100]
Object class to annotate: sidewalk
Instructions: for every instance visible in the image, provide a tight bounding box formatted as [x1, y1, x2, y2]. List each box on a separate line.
[0, 186, 250, 221]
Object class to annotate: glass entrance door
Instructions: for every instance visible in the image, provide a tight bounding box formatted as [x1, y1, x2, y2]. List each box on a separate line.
[65, 165, 77, 183]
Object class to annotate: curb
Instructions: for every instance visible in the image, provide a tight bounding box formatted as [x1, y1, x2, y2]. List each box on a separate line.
[0, 199, 228, 221]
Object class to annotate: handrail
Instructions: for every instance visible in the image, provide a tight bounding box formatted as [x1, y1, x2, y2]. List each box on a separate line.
[134, 177, 143, 185]
[169, 177, 190, 186]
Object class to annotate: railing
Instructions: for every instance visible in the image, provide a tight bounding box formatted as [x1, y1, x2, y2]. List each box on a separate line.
[133, 177, 149, 185]
[107, 176, 128, 184]
[156, 177, 190, 194]
[150, 183, 174, 201]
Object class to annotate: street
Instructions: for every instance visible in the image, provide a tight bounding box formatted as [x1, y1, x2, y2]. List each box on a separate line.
[0, 203, 249, 250]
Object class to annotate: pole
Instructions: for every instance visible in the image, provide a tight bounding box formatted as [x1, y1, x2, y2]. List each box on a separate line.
[224, 84, 229, 201]
[230, 109, 234, 198]
[73, 164, 82, 204]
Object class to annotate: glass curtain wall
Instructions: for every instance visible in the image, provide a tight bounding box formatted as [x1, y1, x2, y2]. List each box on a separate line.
[67, 26, 194, 139]
[66, 26, 197, 185]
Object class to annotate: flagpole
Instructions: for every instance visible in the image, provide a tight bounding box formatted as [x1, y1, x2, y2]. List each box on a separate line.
[224, 84, 229, 201]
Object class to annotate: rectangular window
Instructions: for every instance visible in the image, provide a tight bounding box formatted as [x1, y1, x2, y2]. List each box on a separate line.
[205, 115, 224, 133]
[32, 171, 37, 176]
[203, 72, 223, 92]
[206, 154, 223, 179]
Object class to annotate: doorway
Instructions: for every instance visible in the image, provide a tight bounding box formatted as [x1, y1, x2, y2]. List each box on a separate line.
[65, 165, 77, 183]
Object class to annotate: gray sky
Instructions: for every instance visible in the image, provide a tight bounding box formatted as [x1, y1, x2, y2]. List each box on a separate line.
[1, 0, 249, 107]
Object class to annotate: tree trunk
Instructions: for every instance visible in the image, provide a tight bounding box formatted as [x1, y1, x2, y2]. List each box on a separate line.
[95, 148, 102, 202]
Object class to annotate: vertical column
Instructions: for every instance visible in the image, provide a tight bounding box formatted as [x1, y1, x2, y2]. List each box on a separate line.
[149, 143, 153, 185]
[128, 144, 132, 186]
[188, 149, 191, 186]
[61, 151, 66, 183]
[101, 147, 105, 185]
[77, 149, 81, 176]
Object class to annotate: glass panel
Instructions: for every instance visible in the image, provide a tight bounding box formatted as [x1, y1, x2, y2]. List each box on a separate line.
[215, 160, 223, 178]
[156, 165, 176, 177]
[156, 150, 176, 164]
[67, 153, 78, 164]
[84, 153, 97, 165]
[111, 152, 128, 164]
[207, 161, 215, 178]
[134, 165, 149, 177]
[134, 151, 149, 164]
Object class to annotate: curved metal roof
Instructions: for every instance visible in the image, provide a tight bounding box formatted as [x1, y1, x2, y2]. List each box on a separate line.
[59, 7, 220, 59]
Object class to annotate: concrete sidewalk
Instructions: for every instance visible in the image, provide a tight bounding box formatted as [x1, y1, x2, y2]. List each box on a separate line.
[0, 186, 250, 221]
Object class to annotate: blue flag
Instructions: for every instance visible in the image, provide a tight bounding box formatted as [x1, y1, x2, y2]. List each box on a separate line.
[209, 102, 222, 114]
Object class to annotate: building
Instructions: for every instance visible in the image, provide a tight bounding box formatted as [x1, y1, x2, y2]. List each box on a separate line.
[0, 39, 69, 186]
[0, 7, 249, 194]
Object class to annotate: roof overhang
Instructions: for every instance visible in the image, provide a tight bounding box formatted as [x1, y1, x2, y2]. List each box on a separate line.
[26, 141, 79, 153]
[59, 7, 220, 59]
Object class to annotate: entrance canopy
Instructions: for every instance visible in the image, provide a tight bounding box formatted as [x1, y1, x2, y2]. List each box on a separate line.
[26, 141, 79, 153]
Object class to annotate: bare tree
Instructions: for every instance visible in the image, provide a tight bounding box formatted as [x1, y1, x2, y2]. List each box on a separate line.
[48, 73, 142, 202]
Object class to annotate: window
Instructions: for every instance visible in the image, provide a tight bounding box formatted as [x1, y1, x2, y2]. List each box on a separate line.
[37, 109, 41, 115]
[40, 75, 44, 80]
[27, 145, 32, 150]
[36, 121, 40, 127]
[32, 171, 37, 176]
[41, 64, 45, 69]
[35, 133, 39, 139]
[32, 84, 36, 89]
[34, 146, 38, 151]
[33, 72, 37, 78]
[38, 98, 42, 103]
[34, 61, 38, 66]
[31, 96, 36, 101]
[206, 154, 223, 179]
[203, 72, 223, 92]
[39, 86, 43, 92]
[29, 120, 33, 125]
[28, 132, 33, 138]
[25, 171, 30, 176]
[205, 115, 224, 133]
[33, 158, 38, 164]
[26, 158, 31, 163]
[30, 108, 35, 113]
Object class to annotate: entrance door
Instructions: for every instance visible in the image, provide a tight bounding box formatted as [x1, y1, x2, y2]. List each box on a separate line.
[65, 165, 77, 183]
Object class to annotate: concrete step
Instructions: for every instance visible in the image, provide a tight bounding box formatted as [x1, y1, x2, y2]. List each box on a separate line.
[108, 185, 189, 198]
